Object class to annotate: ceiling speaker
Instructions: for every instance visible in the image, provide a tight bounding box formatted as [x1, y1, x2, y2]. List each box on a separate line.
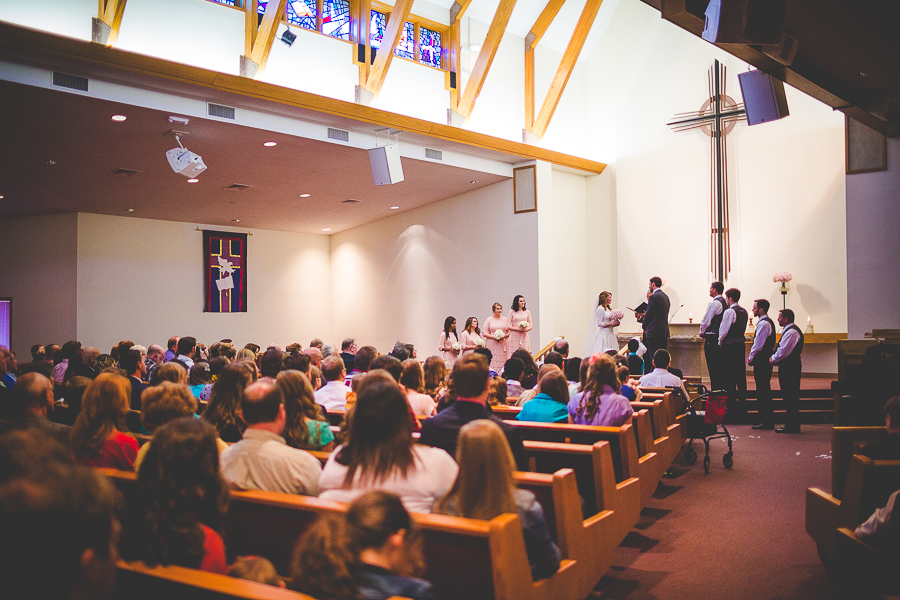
[368, 144, 404, 186]
[738, 70, 790, 126]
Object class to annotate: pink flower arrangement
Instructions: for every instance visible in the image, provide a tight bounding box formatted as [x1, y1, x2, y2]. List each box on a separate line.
[609, 309, 625, 320]
[773, 272, 793, 283]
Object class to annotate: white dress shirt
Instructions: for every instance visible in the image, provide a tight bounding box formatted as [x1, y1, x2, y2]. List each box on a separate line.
[639, 368, 690, 400]
[699, 296, 725, 335]
[771, 325, 802, 364]
[314, 380, 352, 411]
[748, 317, 773, 363]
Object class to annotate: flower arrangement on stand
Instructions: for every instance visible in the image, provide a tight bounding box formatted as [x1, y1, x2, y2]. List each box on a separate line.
[773, 272, 793, 310]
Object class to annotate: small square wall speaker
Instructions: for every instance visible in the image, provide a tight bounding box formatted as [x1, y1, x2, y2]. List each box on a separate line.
[368, 144, 404, 185]
[738, 69, 789, 126]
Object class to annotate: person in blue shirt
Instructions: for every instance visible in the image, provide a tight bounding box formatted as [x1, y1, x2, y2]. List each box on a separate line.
[516, 369, 569, 424]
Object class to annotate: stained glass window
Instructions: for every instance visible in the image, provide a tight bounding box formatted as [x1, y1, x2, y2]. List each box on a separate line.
[322, 0, 351, 40]
[419, 27, 441, 68]
[395, 21, 415, 60]
[286, 0, 317, 31]
[209, 0, 239, 6]
[370, 10, 386, 49]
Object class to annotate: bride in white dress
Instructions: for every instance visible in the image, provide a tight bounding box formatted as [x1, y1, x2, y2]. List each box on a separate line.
[584, 291, 621, 356]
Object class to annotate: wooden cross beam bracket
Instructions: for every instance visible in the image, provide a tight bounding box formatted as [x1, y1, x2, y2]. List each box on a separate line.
[93, 0, 127, 46]
[450, 0, 474, 24]
[455, 0, 518, 121]
[364, 0, 415, 98]
[529, 0, 604, 138]
[242, 0, 287, 80]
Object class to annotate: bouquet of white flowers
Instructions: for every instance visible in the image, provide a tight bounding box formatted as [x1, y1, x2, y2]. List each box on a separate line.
[494, 330, 504, 341]
[475, 338, 485, 347]
[519, 321, 528, 329]
[609, 309, 625, 320]
[451, 342, 461, 352]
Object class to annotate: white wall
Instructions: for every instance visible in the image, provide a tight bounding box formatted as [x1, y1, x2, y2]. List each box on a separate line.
[846, 136, 900, 339]
[330, 179, 539, 358]
[0, 214, 79, 359]
[594, 0, 847, 342]
[0, 0, 95, 41]
[75, 213, 331, 353]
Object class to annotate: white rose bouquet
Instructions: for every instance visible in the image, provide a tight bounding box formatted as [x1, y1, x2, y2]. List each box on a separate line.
[519, 321, 528, 329]
[475, 338, 485, 348]
[451, 342, 461, 352]
[494, 330, 505, 341]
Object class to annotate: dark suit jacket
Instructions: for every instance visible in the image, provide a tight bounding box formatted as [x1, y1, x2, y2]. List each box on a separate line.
[340, 352, 355, 373]
[129, 376, 148, 411]
[642, 289, 671, 339]
[419, 399, 527, 471]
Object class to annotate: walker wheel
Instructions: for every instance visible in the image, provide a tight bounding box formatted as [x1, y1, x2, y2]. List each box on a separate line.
[703, 455, 710, 474]
[723, 453, 734, 469]
[684, 448, 698, 464]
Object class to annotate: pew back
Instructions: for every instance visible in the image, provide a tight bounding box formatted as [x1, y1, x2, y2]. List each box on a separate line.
[831, 426, 888, 498]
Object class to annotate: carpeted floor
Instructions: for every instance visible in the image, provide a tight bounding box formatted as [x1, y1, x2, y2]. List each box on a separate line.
[592, 424, 841, 600]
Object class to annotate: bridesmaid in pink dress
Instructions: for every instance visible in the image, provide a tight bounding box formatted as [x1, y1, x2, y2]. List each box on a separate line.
[507, 295, 533, 358]
[483, 303, 510, 373]
[459, 317, 484, 356]
[439, 316, 461, 367]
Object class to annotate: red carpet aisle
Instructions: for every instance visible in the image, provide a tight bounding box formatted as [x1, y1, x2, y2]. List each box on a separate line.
[593, 424, 841, 600]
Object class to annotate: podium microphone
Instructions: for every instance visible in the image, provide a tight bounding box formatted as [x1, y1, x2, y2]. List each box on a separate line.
[669, 304, 684, 323]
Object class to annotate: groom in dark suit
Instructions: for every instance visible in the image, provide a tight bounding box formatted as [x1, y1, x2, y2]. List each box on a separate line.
[637, 276, 671, 374]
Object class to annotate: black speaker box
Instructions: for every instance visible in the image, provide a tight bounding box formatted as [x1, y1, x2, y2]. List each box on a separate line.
[738, 69, 789, 126]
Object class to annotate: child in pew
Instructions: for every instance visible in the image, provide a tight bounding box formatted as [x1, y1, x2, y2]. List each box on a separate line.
[434, 420, 561, 580]
[568, 354, 633, 428]
[290, 491, 434, 600]
[516, 370, 569, 424]
[229, 556, 285, 588]
[119, 417, 229, 574]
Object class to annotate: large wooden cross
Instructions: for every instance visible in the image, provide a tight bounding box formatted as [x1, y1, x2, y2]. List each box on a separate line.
[668, 60, 746, 283]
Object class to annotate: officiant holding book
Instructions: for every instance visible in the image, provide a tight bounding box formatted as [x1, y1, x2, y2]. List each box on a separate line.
[634, 277, 670, 374]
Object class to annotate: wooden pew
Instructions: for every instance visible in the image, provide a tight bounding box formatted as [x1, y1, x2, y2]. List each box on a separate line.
[522, 440, 639, 547]
[491, 405, 522, 421]
[114, 560, 312, 600]
[630, 409, 663, 487]
[831, 426, 888, 498]
[805, 456, 900, 562]
[509, 420, 655, 504]
[631, 400, 675, 470]
[100, 469, 581, 600]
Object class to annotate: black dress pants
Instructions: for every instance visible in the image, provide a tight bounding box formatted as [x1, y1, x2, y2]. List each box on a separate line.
[643, 337, 667, 374]
[778, 361, 802, 431]
[704, 338, 724, 391]
[721, 342, 747, 414]
[753, 358, 774, 426]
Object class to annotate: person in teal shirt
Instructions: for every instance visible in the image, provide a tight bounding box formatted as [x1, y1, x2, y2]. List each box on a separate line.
[516, 370, 569, 424]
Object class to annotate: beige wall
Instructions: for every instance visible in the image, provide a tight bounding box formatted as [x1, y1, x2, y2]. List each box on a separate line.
[0, 214, 79, 359]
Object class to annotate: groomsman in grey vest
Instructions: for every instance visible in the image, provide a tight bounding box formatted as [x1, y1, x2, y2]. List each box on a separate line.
[699, 281, 727, 391]
[749, 299, 777, 430]
[718, 288, 748, 418]
[771, 309, 804, 433]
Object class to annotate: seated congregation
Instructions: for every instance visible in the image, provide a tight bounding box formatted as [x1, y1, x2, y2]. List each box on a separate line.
[0, 334, 698, 599]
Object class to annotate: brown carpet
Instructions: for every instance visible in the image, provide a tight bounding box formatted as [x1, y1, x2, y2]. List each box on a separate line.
[592, 424, 841, 600]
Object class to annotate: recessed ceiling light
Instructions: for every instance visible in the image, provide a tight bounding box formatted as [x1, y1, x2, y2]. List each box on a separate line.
[300, 193, 311, 198]
[470, 180, 479, 184]
[390, 206, 399, 210]
[322, 228, 331, 232]
[232, 219, 241, 222]
[111, 115, 127, 122]
[126, 208, 134, 212]
[47, 160, 57, 165]
[0, 195, 4, 200]
[187, 178, 199, 183]
[264, 141, 277, 147]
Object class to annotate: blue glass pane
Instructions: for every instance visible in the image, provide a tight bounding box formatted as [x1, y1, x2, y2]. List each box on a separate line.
[394, 21, 415, 60]
[210, 0, 238, 6]
[286, 0, 317, 30]
[419, 27, 441, 68]
[322, 0, 351, 40]
[370, 10, 386, 49]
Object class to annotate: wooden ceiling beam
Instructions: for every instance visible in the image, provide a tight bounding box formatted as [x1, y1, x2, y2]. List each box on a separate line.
[531, 0, 603, 138]
[456, 0, 518, 120]
[95, 0, 127, 46]
[245, 0, 287, 78]
[526, 0, 566, 49]
[450, 0, 473, 24]
[364, 0, 414, 97]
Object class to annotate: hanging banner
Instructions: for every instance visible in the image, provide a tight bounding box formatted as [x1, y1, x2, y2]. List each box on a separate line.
[203, 230, 247, 313]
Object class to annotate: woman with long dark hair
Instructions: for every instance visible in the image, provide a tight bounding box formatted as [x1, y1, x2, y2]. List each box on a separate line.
[507, 295, 533, 357]
[435, 420, 560, 579]
[511, 347, 540, 390]
[290, 491, 433, 600]
[120, 417, 229, 573]
[318, 378, 457, 513]
[71, 372, 139, 470]
[438, 316, 460, 368]
[202, 361, 253, 443]
[275, 370, 335, 451]
[567, 354, 633, 427]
